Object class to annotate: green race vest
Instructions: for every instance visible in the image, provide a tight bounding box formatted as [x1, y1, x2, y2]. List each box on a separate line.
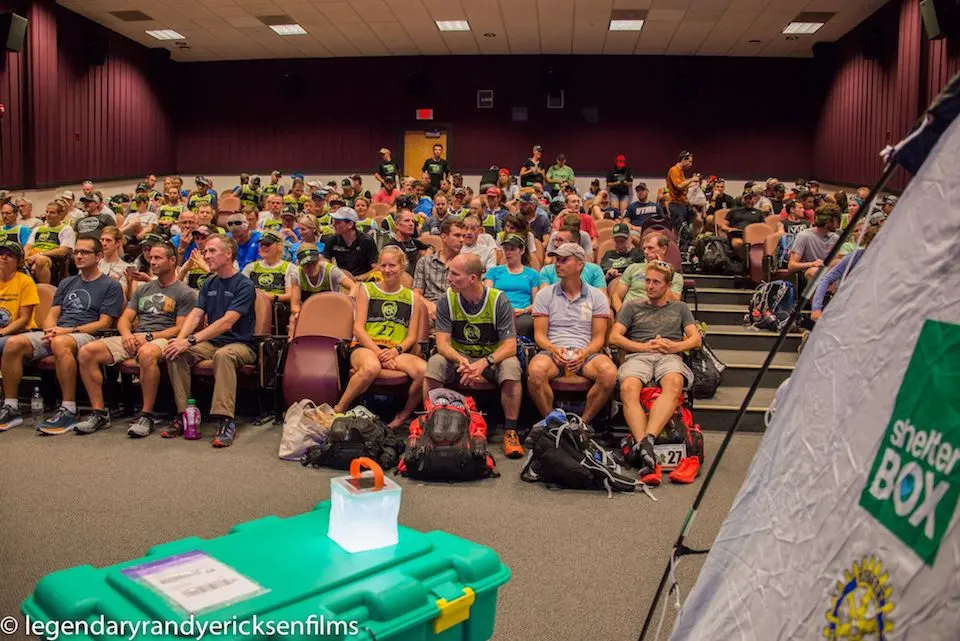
[31, 224, 66, 252]
[318, 213, 332, 227]
[482, 213, 497, 237]
[240, 185, 261, 209]
[283, 194, 308, 212]
[187, 268, 212, 290]
[448, 287, 502, 358]
[249, 260, 290, 295]
[158, 204, 184, 220]
[299, 263, 333, 301]
[357, 218, 376, 234]
[364, 282, 412, 347]
[188, 193, 212, 212]
[262, 183, 281, 196]
[2, 225, 24, 245]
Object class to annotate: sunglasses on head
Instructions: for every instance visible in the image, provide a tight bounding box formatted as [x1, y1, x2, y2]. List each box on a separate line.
[226, 220, 244, 227]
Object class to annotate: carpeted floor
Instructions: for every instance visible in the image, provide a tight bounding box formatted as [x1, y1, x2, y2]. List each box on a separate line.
[0, 421, 762, 641]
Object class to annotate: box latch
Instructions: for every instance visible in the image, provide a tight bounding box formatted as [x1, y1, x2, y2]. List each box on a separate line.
[433, 587, 475, 634]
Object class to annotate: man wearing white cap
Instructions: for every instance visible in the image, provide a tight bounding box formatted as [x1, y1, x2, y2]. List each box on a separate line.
[375, 148, 397, 188]
[322, 207, 379, 279]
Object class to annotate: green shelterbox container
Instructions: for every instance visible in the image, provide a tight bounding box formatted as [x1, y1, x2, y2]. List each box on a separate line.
[22, 502, 511, 640]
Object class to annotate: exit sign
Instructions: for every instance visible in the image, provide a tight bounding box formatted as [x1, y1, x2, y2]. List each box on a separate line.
[416, 108, 434, 121]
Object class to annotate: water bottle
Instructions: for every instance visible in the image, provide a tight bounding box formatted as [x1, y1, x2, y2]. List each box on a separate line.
[30, 387, 43, 427]
[563, 348, 575, 377]
[183, 399, 201, 440]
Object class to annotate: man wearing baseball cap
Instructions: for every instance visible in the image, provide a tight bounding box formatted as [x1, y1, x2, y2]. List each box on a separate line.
[375, 148, 397, 188]
[323, 207, 379, 279]
[351, 174, 372, 202]
[340, 178, 357, 208]
[288, 242, 356, 339]
[76, 194, 116, 239]
[187, 177, 217, 213]
[599, 223, 643, 280]
[528, 242, 617, 430]
[625, 183, 660, 228]
[484, 187, 509, 226]
[262, 170, 286, 198]
[545, 153, 575, 198]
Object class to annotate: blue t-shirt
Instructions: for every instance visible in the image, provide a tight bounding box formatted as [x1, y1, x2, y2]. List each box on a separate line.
[538, 263, 606, 289]
[626, 201, 661, 227]
[1, 225, 31, 246]
[52, 273, 124, 328]
[170, 236, 199, 262]
[197, 272, 256, 347]
[485, 264, 540, 309]
[414, 197, 434, 217]
[232, 231, 262, 270]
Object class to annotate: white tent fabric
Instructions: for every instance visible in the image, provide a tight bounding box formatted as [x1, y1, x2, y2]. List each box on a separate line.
[670, 118, 960, 640]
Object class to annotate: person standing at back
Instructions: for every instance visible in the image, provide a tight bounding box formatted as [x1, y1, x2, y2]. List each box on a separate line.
[666, 151, 700, 230]
[375, 148, 398, 188]
[606, 154, 633, 215]
[421, 144, 450, 198]
[519, 145, 545, 189]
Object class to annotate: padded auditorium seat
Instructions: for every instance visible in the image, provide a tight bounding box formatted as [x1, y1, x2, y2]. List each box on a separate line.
[192, 290, 272, 380]
[550, 373, 592, 393]
[744, 223, 773, 284]
[283, 291, 354, 406]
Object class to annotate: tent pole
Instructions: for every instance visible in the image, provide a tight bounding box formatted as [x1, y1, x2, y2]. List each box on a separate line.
[637, 160, 900, 641]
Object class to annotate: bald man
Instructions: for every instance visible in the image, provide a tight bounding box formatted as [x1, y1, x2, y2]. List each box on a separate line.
[424, 254, 525, 458]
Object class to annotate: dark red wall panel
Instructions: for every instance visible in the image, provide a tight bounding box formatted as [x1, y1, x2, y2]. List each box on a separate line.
[0, 0, 27, 188]
[176, 55, 818, 180]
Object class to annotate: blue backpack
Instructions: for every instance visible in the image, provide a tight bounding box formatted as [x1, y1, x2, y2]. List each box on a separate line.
[745, 281, 796, 332]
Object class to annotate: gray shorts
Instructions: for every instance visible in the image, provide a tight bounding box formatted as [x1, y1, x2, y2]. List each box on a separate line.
[618, 352, 693, 388]
[534, 350, 603, 376]
[24, 330, 97, 361]
[425, 353, 522, 386]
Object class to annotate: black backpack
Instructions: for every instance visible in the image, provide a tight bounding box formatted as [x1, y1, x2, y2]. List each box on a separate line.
[301, 414, 404, 471]
[689, 342, 725, 399]
[521, 411, 650, 497]
[695, 236, 734, 274]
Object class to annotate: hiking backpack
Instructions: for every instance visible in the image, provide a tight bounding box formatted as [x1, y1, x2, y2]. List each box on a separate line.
[744, 280, 796, 332]
[521, 410, 648, 496]
[398, 389, 498, 481]
[624, 389, 704, 471]
[695, 236, 734, 274]
[301, 407, 404, 471]
[689, 341, 725, 399]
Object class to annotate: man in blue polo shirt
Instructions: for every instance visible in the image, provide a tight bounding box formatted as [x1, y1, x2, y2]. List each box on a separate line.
[225, 213, 261, 271]
[163, 234, 256, 448]
[527, 242, 617, 428]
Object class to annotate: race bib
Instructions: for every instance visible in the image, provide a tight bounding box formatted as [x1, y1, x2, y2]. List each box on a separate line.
[654, 443, 686, 471]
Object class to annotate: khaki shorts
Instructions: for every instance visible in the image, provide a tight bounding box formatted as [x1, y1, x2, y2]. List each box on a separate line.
[99, 334, 170, 364]
[618, 352, 693, 388]
[425, 353, 522, 386]
[25, 331, 96, 360]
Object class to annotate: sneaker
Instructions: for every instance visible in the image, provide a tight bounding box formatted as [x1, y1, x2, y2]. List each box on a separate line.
[160, 415, 184, 439]
[127, 413, 156, 438]
[669, 456, 701, 484]
[0, 404, 23, 432]
[74, 410, 111, 435]
[38, 406, 78, 435]
[502, 429, 524, 459]
[211, 418, 237, 448]
[640, 464, 663, 487]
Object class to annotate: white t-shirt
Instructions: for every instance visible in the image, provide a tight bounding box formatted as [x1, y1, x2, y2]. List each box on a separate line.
[18, 216, 42, 230]
[460, 242, 498, 271]
[257, 212, 282, 229]
[123, 211, 158, 228]
[99, 257, 131, 293]
[241, 260, 298, 290]
[67, 208, 84, 223]
[476, 233, 497, 249]
[27, 224, 76, 249]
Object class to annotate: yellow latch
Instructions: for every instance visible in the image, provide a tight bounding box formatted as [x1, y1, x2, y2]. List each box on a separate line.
[433, 587, 476, 634]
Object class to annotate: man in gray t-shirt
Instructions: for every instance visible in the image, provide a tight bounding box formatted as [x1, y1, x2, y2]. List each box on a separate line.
[74, 243, 198, 436]
[609, 262, 702, 486]
[788, 204, 841, 283]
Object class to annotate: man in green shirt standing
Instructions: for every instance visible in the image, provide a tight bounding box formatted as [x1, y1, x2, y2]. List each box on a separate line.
[546, 153, 575, 197]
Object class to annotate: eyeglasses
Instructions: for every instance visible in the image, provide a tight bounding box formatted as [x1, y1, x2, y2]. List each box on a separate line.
[73, 249, 96, 256]
[226, 221, 244, 227]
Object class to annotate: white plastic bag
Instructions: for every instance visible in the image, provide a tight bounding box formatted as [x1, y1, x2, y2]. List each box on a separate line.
[279, 400, 334, 460]
[687, 183, 707, 207]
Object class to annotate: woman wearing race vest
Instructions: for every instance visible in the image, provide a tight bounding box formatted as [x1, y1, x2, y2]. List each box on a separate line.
[283, 178, 309, 213]
[333, 246, 424, 429]
[0, 201, 30, 247]
[25, 200, 76, 284]
[287, 243, 356, 339]
[240, 230, 296, 301]
[354, 197, 377, 234]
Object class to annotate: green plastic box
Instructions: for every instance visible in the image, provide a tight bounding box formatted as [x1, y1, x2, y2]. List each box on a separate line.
[22, 502, 511, 640]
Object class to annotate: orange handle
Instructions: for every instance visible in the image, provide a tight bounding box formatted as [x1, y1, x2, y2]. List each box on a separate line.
[350, 457, 384, 490]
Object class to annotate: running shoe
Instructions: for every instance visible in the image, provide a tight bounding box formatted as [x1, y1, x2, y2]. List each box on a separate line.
[212, 418, 237, 448]
[668, 456, 701, 484]
[0, 404, 23, 432]
[502, 429, 524, 459]
[127, 413, 156, 438]
[74, 410, 111, 435]
[37, 406, 78, 435]
[160, 415, 185, 439]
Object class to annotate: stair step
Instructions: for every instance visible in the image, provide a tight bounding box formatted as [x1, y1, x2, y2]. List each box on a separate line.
[714, 348, 794, 388]
[694, 287, 755, 305]
[684, 274, 754, 290]
[694, 386, 777, 432]
[703, 324, 805, 352]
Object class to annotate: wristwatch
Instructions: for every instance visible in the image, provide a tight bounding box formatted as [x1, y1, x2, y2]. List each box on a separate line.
[145, 332, 154, 342]
[485, 355, 496, 367]
[187, 334, 197, 345]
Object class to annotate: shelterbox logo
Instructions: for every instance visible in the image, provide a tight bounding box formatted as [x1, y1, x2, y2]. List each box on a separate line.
[859, 320, 960, 566]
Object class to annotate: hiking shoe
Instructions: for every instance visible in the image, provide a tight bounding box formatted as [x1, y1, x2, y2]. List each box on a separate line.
[0, 404, 23, 432]
[74, 410, 111, 435]
[212, 418, 237, 448]
[38, 406, 78, 435]
[640, 464, 663, 487]
[669, 456, 701, 484]
[160, 416, 184, 439]
[502, 429, 524, 459]
[127, 413, 156, 438]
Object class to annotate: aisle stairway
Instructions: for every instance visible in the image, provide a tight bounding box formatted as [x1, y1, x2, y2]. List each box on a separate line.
[689, 274, 803, 431]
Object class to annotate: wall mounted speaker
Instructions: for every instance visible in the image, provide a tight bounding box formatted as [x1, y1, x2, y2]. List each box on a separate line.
[0, 13, 27, 52]
[920, 0, 945, 39]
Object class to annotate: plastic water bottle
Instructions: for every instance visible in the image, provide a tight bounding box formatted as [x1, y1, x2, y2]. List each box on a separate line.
[30, 387, 43, 427]
[183, 400, 201, 440]
[563, 348, 575, 377]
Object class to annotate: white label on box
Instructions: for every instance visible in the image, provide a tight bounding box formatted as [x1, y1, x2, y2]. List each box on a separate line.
[122, 551, 265, 614]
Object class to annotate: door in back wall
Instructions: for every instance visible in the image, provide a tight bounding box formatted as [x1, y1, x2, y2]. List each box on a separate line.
[403, 130, 448, 181]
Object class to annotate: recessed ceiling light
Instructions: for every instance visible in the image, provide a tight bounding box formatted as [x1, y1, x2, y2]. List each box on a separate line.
[146, 29, 185, 40]
[785, 35, 799, 41]
[436, 20, 470, 32]
[782, 22, 824, 34]
[609, 20, 644, 31]
[484, 32, 496, 38]
[270, 24, 307, 35]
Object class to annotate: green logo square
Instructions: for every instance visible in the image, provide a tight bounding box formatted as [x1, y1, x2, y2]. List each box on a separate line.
[859, 320, 960, 566]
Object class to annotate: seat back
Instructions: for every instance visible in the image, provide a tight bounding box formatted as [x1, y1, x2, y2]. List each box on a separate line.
[219, 195, 241, 214]
[35, 283, 56, 327]
[596, 226, 613, 245]
[594, 219, 615, 233]
[254, 290, 274, 336]
[419, 234, 444, 254]
[744, 223, 772, 284]
[293, 291, 354, 339]
[595, 238, 615, 260]
[370, 203, 391, 218]
[665, 240, 684, 273]
[713, 208, 730, 236]
[764, 231, 785, 280]
[764, 214, 780, 232]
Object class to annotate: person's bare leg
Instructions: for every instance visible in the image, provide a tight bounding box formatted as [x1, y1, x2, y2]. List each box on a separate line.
[78, 341, 113, 410]
[501, 380, 521, 421]
[1, 336, 30, 401]
[32, 256, 51, 284]
[137, 344, 164, 414]
[646, 372, 683, 438]
[526, 354, 558, 417]
[51, 335, 80, 402]
[334, 348, 381, 413]
[620, 377, 648, 441]
[581, 355, 617, 424]
[386, 354, 426, 428]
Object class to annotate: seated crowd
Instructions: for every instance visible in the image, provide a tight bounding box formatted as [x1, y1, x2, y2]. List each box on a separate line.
[0, 149, 893, 485]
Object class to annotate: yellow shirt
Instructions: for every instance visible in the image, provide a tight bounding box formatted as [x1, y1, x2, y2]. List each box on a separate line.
[0, 272, 39, 331]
